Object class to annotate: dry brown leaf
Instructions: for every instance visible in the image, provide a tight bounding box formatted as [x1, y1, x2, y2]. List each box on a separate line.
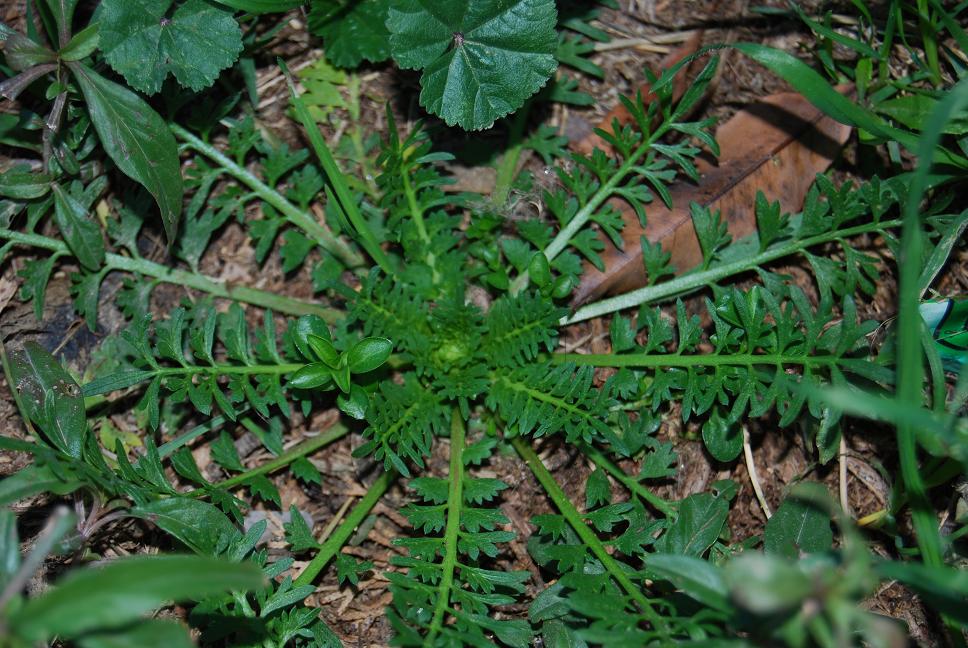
[572, 90, 853, 305]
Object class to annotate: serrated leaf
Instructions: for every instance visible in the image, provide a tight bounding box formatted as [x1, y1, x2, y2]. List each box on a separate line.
[96, 0, 243, 94]
[68, 63, 183, 242]
[18, 256, 57, 321]
[309, 0, 391, 68]
[387, 0, 558, 130]
[9, 343, 86, 458]
[284, 505, 320, 551]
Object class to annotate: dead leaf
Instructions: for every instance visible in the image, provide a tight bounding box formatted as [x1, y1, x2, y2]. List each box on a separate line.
[573, 89, 853, 305]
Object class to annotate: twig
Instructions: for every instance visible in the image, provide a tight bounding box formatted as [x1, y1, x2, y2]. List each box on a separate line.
[743, 426, 771, 519]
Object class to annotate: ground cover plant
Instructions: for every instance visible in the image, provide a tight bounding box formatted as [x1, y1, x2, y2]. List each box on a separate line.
[0, 0, 967, 645]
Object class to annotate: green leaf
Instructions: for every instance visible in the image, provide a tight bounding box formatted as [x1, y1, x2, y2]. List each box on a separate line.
[129, 498, 241, 555]
[44, 0, 80, 46]
[386, 0, 558, 130]
[701, 410, 742, 462]
[724, 552, 812, 615]
[18, 256, 58, 320]
[0, 509, 19, 590]
[82, 369, 156, 396]
[0, 24, 56, 71]
[292, 314, 332, 361]
[68, 63, 183, 242]
[8, 342, 86, 458]
[59, 22, 100, 61]
[77, 619, 195, 648]
[307, 334, 339, 366]
[347, 336, 392, 373]
[647, 553, 732, 613]
[0, 463, 85, 507]
[210, 0, 304, 12]
[96, 0, 243, 94]
[287, 363, 334, 390]
[283, 505, 320, 551]
[0, 165, 52, 199]
[308, 0, 391, 68]
[52, 183, 104, 271]
[657, 492, 727, 557]
[11, 555, 263, 642]
[764, 485, 833, 559]
[337, 383, 369, 419]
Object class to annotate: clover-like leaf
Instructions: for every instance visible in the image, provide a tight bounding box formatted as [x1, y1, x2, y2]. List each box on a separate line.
[387, 0, 558, 130]
[96, 0, 243, 95]
[308, 0, 391, 68]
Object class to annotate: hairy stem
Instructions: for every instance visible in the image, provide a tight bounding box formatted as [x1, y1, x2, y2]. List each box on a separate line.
[511, 437, 668, 635]
[170, 124, 363, 269]
[0, 228, 341, 322]
[425, 409, 466, 645]
[190, 423, 349, 495]
[294, 469, 395, 586]
[566, 218, 902, 325]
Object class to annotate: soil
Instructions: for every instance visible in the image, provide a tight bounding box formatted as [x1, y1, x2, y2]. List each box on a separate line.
[1, 0, 962, 646]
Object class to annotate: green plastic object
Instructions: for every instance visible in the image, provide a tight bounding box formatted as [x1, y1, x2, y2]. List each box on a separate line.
[920, 299, 968, 372]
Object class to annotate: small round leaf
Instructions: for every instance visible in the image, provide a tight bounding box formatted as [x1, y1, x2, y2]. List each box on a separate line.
[291, 315, 332, 361]
[307, 334, 339, 367]
[286, 363, 333, 390]
[346, 337, 392, 374]
[337, 384, 369, 420]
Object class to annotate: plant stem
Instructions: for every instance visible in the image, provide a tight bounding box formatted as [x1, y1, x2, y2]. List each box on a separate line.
[190, 423, 349, 495]
[511, 436, 668, 635]
[281, 62, 396, 277]
[0, 228, 341, 322]
[425, 408, 465, 646]
[158, 412, 242, 459]
[581, 444, 675, 517]
[565, 218, 902, 325]
[171, 123, 364, 270]
[294, 468, 395, 586]
[491, 101, 532, 209]
[401, 155, 438, 283]
[555, 352, 840, 369]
